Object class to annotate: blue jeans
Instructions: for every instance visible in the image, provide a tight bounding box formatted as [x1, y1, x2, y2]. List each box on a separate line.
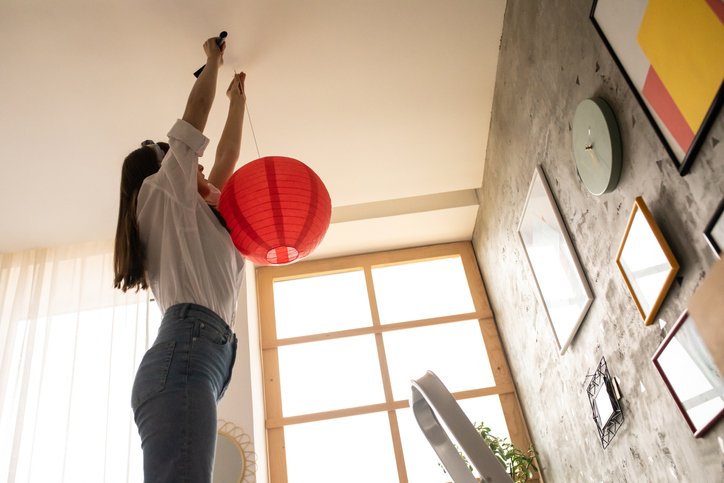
[131, 303, 237, 482]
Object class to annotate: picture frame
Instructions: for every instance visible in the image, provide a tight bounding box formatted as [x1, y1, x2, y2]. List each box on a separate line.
[615, 197, 679, 326]
[590, 0, 724, 176]
[652, 309, 724, 438]
[703, 195, 724, 258]
[517, 165, 594, 355]
[586, 357, 624, 449]
[688, 259, 724, 380]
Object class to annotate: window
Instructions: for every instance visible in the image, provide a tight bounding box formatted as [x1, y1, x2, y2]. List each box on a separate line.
[257, 242, 533, 483]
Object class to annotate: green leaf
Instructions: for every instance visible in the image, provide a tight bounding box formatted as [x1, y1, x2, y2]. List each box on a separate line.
[440, 418, 539, 482]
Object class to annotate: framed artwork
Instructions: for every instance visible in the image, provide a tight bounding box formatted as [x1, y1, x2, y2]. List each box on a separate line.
[652, 309, 724, 438]
[688, 259, 724, 382]
[517, 165, 594, 355]
[615, 197, 679, 326]
[704, 195, 724, 258]
[590, 0, 724, 176]
[586, 357, 624, 449]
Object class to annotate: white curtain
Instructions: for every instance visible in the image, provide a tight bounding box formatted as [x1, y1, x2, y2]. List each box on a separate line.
[0, 240, 161, 483]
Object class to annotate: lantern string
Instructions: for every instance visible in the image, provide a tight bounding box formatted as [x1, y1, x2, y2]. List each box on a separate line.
[234, 0, 260, 160]
[235, 68, 261, 159]
[245, 99, 261, 159]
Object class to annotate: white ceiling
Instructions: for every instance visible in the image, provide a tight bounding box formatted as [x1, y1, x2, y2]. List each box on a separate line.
[0, 0, 505, 260]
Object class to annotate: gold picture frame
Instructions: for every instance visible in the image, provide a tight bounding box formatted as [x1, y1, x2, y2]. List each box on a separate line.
[615, 197, 679, 326]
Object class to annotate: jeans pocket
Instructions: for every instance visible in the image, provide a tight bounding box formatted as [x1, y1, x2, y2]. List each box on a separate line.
[218, 335, 238, 401]
[199, 323, 230, 346]
[131, 340, 175, 410]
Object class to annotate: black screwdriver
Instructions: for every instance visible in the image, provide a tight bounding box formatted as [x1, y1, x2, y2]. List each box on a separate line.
[193, 31, 227, 78]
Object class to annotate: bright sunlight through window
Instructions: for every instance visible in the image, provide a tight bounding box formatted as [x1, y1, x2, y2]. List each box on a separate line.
[261, 244, 530, 483]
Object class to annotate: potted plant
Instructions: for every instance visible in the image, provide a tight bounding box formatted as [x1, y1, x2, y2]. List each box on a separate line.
[439, 421, 539, 483]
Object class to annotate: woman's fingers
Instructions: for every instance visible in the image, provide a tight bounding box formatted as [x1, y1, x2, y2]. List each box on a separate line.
[203, 38, 213, 56]
[203, 37, 224, 60]
[226, 72, 246, 100]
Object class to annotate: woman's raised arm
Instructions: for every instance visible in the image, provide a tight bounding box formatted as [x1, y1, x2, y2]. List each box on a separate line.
[208, 72, 246, 191]
[182, 37, 225, 133]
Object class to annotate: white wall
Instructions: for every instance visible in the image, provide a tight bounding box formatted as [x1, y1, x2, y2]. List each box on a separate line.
[218, 264, 267, 483]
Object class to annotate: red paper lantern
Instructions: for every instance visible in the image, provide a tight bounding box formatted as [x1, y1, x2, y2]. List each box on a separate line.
[218, 156, 332, 265]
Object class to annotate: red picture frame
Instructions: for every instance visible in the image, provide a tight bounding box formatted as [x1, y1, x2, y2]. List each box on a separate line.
[652, 309, 724, 437]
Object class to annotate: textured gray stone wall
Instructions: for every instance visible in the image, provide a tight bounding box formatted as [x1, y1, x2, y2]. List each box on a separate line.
[472, 0, 724, 481]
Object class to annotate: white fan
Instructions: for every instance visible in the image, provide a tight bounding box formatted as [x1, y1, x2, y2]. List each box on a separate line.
[411, 371, 514, 483]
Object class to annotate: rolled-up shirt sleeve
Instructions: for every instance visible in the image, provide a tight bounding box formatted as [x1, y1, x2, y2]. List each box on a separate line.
[158, 119, 211, 206]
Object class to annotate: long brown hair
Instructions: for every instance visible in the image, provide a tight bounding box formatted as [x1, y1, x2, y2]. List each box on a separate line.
[113, 143, 167, 292]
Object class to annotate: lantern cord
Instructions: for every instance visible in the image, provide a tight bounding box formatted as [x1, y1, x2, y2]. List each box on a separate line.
[235, 68, 261, 159]
[245, 99, 261, 159]
[235, 0, 260, 159]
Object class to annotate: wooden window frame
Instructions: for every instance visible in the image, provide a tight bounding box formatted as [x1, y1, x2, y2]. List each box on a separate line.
[257, 241, 537, 482]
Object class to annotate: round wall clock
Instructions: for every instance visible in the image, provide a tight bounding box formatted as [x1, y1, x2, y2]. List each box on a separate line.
[572, 97, 622, 195]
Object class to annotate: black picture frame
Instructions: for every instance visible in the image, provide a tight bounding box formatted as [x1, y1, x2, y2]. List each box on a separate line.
[704, 196, 724, 258]
[589, 0, 724, 176]
[586, 357, 624, 449]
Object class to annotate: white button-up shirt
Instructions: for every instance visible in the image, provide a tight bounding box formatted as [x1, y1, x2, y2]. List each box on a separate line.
[137, 119, 245, 327]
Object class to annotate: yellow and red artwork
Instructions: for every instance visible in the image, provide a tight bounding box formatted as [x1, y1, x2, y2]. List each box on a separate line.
[591, 0, 724, 174]
[637, 0, 724, 154]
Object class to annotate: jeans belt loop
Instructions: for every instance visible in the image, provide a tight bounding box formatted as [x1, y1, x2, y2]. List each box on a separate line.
[180, 303, 190, 320]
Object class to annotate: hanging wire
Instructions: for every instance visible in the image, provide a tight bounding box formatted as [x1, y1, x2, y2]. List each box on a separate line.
[246, 98, 261, 159]
[235, 69, 261, 159]
[235, 0, 261, 160]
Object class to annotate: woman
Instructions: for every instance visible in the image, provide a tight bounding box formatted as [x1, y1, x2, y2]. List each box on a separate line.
[113, 36, 246, 482]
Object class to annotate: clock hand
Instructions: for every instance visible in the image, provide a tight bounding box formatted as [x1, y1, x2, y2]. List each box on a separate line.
[585, 143, 599, 170]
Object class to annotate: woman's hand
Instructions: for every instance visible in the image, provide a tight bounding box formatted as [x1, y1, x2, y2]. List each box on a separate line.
[203, 37, 225, 67]
[210, 72, 247, 191]
[226, 72, 246, 103]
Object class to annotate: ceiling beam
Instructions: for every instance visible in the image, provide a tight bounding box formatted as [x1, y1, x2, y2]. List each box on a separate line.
[331, 189, 480, 224]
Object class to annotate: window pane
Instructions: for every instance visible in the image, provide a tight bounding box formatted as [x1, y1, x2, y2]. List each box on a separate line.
[273, 271, 373, 338]
[383, 320, 495, 401]
[285, 412, 399, 483]
[457, 396, 510, 442]
[397, 395, 509, 483]
[372, 257, 475, 324]
[278, 336, 385, 416]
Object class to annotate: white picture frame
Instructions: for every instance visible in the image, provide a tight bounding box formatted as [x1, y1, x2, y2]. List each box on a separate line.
[517, 165, 594, 354]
